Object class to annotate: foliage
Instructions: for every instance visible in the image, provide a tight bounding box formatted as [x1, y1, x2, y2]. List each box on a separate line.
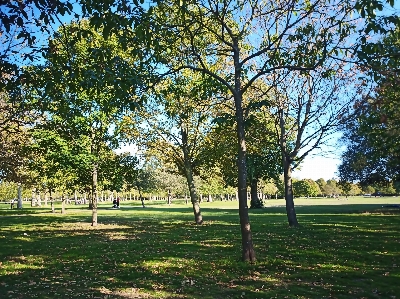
[323, 179, 343, 196]
[339, 181, 362, 197]
[0, 181, 30, 201]
[362, 185, 375, 194]
[259, 179, 278, 198]
[203, 108, 282, 188]
[293, 179, 321, 197]
[339, 27, 400, 187]
[21, 19, 145, 203]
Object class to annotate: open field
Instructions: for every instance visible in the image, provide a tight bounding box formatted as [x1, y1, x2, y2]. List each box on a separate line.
[1, 197, 399, 298]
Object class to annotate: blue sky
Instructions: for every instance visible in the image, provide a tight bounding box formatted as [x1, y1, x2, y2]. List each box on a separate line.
[292, 155, 340, 181]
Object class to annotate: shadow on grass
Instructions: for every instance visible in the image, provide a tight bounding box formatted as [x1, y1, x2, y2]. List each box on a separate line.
[0, 204, 399, 298]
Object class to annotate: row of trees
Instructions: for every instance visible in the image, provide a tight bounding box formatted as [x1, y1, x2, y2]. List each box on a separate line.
[1, 0, 399, 261]
[4, 173, 394, 206]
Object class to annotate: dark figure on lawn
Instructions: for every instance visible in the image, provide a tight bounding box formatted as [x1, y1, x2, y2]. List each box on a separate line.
[112, 199, 118, 208]
[116, 197, 120, 208]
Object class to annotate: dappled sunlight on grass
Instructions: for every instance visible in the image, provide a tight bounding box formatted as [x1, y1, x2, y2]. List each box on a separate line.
[0, 198, 399, 298]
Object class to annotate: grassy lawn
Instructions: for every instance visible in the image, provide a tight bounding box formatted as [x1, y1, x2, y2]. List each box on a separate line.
[0, 197, 399, 298]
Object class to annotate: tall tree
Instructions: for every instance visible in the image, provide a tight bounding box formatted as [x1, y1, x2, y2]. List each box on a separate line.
[293, 179, 321, 197]
[24, 20, 144, 225]
[146, 0, 368, 260]
[268, 59, 363, 226]
[339, 26, 400, 187]
[134, 70, 220, 224]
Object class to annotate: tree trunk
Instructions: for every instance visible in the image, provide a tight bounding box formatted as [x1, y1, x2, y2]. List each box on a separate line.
[61, 194, 66, 214]
[207, 194, 213, 202]
[49, 189, 55, 213]
[232, 37, 255, 262]
[167, 190, 172, 205]
[181, 125, 203, 225]
[17, 183, 23, 209]
[88, 191, 93, 210]
[31, 189, 35, 207]
[37, 191, 41, 207]
[137, 187, 146, 208]
[283, 156, 299, 227]
[250, 178, 263, 208]
[92, 163, 98, 226]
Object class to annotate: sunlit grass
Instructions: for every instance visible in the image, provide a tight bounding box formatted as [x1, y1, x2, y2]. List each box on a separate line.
[0, 197, 399, 298]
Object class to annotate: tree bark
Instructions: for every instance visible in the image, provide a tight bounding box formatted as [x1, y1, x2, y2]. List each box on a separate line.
[283, 156, 299, 227]
[31, 189, 35, 207]
[61, 194, 66, 214]
[49, 189, 55, 213]
[232, 37, 256, 262]
[137, 186, 146, 208]
[167, 190, 172, 205]
[37, 191, 41, 207]
[181, 125, 203, 225]
[92, 163, 98, 226]
[250, 178, 263, 208]
[17, 183, 23, 209]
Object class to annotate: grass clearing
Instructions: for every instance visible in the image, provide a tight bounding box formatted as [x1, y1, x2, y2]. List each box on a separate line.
[0, 197, 399, 298]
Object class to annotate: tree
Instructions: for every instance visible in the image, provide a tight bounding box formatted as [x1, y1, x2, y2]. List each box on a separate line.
[293, 179, 320, 197]
[24, 20, 143, 225]
[142, 0, 374, 261]
[134, 70, 221, 224]
[362, 185, 375, 194]
[201, 105, 282, 209]
[324, 179, 342, 197]
[339, 27, 400, 187]
[267, 57, 364, 225]
[260, 179, 278, 199]
[315, 178, 327, 196]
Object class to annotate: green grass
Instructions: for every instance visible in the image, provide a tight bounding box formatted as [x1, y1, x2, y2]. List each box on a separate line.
[0, 197, 399, 298]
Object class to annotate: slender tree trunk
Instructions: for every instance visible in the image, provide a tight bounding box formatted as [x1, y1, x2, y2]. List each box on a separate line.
[207, 194, 213, 202]
[92, 163, 98, 226]
[250, 178, 263, 208]
[88, 191, 93, 210]
[283, 156, 299, 227]
[181, 124, 203, 224]
[50, 189, 55, 213]
[136, 186, 145, 208]
[31, 189, 35, 207]
[37, 191, 41, 207]
[61, 194, 66, 214]
[232, 38, 255, 262]
[167, 190, 172, 205]
[17, 183, 23, 209]
[278, 101, 299, 227]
